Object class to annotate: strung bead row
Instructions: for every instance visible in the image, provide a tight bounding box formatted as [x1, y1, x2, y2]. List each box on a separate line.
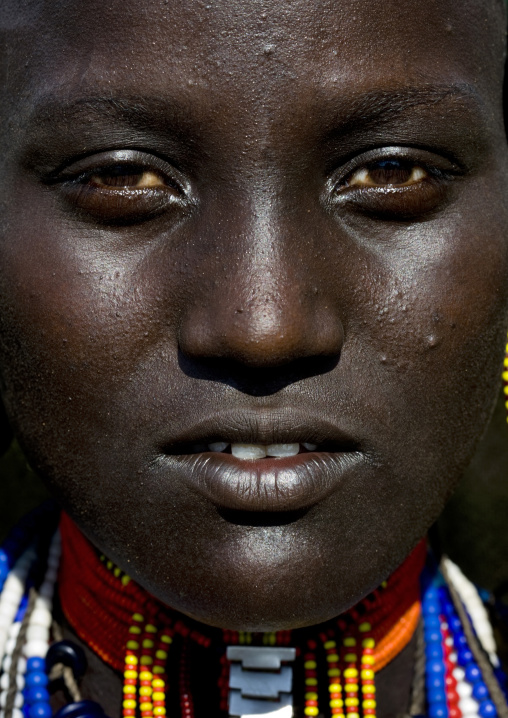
[0, 530, 60, 718]
[122, 613, 172, 718]
[442, 560, 499, 670]
[2, 509, 506, 718]
[423, 582, 497, 718]
[221, 630, 292, 646]
[178, 640, 194, 718]
[301, 623, 376, 718]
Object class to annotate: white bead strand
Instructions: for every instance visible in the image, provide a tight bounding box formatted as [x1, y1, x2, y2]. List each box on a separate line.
[0, 708, 25, 718]
[0, 708, 23, 718]
[443, 558, 500, 668]
[23, 530, 61, 662]
[441, 616, 481, 718]
[458, 695, 480, 717]
[0, 530, 60, 718]
[0, 613, 26, 714]
[0, 547, 36, 664]
[0, 689, 23, 708]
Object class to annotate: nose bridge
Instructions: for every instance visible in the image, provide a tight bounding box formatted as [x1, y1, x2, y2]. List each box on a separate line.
[228, 215, 303, 357]
[178, 189, 343, 368]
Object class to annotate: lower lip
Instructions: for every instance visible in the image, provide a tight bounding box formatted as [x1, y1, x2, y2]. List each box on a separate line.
[165, 451, 364, 512]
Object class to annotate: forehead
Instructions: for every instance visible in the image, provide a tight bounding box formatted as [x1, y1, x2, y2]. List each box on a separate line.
[1, 0, 505, 122]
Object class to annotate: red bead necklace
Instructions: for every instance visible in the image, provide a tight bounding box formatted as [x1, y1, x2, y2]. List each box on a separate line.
[58, 513, 427, 718]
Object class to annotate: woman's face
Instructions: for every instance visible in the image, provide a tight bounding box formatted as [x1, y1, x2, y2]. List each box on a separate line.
[1, 0, 507, 630]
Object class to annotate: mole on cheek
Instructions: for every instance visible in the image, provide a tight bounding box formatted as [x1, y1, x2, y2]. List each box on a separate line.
[425, 334, 442, 350]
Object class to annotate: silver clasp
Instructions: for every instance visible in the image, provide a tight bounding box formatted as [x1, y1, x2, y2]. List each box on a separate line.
[227, 646, 296, 718]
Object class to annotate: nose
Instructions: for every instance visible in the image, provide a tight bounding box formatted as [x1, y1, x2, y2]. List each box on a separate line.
[178, 209, 344, 373]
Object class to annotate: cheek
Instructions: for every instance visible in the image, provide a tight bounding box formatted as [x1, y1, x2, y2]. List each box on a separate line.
[350, 210, 508, 474]
[0, 194, 183, 378]
[0, 211, 179, 474]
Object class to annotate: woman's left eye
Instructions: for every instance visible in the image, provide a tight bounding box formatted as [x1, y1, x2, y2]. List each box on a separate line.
[346, 159, 428, 188]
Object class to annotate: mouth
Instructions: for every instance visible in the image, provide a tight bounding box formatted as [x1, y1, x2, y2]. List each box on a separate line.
[168, 440, 326, 458]
[159, 411, 365, 513]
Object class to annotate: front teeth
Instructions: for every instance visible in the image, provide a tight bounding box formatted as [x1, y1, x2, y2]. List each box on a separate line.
[208, 442, 317, 459]
[232, 443, 301, 459]
[231, 444, 268, 460]
[265, 443, 301, 457]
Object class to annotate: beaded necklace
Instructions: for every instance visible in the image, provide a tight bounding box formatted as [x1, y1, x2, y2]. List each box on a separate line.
[0, 506, 507, 718]
[421, 564, 508, 718]
[58, 513, 424, 718]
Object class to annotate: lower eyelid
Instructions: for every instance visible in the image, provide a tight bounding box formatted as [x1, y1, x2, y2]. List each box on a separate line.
[76, 177, 183, 199]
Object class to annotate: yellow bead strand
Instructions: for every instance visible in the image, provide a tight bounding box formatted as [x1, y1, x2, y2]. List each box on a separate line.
[324, 638, 345, 718]
[360, 624, 377, 718]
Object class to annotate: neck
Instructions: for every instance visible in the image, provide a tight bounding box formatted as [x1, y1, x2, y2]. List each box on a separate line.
[56, 514, 427, 718]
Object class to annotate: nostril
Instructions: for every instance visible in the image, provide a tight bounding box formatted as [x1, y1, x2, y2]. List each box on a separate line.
[178, 351, 341, 396]
[179, 306, 343, 369]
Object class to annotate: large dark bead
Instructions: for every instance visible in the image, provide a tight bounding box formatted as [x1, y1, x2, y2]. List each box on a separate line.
[54, 700, 106, 718]
[46, 640, 87, 678]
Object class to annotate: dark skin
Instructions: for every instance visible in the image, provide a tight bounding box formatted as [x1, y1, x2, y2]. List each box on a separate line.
[1, 0, 508, 714]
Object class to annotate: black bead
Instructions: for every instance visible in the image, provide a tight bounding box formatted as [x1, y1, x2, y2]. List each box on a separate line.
[46, 640, 87, 679]
[54, 700, 106, 718]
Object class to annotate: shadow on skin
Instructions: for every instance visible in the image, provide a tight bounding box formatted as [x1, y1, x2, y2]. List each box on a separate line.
[217, 506, 309, 527]
[177, 349, 340, 396]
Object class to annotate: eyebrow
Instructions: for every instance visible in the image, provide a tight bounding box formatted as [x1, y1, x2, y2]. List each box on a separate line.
[22, 93, 201, 171]
[28, 82, 482, 128]
[320, 82, 484, 135]
[22, 82, 486, 171]
[29, 94, 192, 132]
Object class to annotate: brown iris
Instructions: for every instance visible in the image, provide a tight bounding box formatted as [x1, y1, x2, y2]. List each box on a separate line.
[348, 159, 427, 188]
[89, 165, 166, 190]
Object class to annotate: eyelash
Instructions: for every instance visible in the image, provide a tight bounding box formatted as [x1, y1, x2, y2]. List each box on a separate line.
[55, 151, 191, 225]
[77, 163, 180, 191]
[53, 148, 457, 225]
[330, 150, 457, 220]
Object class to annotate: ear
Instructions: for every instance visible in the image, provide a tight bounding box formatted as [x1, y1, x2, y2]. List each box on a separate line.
[0, 396, 13, 456]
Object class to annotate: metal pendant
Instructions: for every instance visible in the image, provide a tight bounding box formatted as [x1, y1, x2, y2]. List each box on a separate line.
[227, 646, 296, 718]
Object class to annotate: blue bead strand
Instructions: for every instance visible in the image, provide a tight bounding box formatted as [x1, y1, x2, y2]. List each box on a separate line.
[422, 572, 506, 718]
[23, 656, 51, 718]
[439, 585, 498, 718]
[422, 584, 449, 718]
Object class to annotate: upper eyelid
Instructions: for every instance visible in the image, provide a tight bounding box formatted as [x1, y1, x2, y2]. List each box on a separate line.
[50, 150, 196, 205]
[50, 145, 458, 191]
[48, 149, 181, 183]
[328, 146, 461, 189]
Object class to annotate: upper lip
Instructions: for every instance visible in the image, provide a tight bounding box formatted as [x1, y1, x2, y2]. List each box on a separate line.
[160, 407, 361, 452]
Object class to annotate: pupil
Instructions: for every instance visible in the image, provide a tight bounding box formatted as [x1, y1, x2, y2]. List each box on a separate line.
[94, 164, 145, 188]
[369, 159, 413, 186]
[377, 160, 402, 169]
